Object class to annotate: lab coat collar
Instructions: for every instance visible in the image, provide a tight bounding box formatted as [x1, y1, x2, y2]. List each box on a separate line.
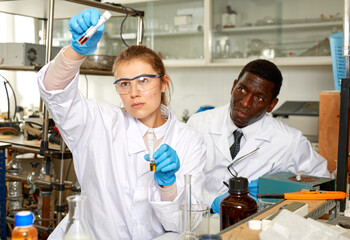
[136, 105, 171, 141]
[208, 104, 230, 135]
[125, 105, 173, 178]
[126, 105, 173, 155]
[210, 105, 272, 163]
[209, 104, 232, 161]
[233, 114, 273, 160]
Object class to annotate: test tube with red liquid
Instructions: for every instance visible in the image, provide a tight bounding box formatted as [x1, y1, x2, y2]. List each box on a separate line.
[78, 11, 111, 45]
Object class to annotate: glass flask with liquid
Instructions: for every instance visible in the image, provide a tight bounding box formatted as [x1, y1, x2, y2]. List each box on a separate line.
[12, 211, 38, 240]
[63, 195, 92, 240]
[220, 177, 257, 230]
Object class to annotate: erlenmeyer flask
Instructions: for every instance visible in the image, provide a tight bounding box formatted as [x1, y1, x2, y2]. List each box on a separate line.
[63, 195, 92, 240]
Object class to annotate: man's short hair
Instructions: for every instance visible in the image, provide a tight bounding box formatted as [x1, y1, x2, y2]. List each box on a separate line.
[237, 59, 283, 99]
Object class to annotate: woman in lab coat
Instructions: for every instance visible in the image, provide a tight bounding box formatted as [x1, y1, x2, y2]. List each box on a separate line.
[37, 9, 205, 240]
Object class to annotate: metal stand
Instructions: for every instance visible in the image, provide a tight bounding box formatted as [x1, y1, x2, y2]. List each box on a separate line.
[336, 78, 350, 211]
[0, 143, 10, 240]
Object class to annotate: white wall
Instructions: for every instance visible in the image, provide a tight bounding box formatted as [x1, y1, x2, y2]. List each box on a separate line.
[1, 63, 335, 121]
[78, 64, 335, 119]
[73, 63, 334, 138]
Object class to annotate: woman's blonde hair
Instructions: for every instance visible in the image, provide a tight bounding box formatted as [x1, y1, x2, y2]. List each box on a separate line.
[113, 45, 172, 106]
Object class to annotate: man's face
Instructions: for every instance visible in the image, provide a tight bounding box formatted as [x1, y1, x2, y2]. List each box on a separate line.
[230, 72, 279, 128]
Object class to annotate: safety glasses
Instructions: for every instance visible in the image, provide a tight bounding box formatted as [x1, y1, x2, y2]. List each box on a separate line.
[114, 74, 164, 95]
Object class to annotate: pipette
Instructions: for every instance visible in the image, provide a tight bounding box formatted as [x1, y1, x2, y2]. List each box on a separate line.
[78, 11, 112, 45]
[147, 129, 156, 171]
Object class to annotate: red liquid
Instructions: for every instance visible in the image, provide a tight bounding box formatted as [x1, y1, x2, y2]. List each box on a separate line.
[78, 36, 89, 45]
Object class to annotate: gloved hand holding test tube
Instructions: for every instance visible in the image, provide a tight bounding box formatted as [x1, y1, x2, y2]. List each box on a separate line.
[147, 130, 156, 171]
[78, 11, 111, 45]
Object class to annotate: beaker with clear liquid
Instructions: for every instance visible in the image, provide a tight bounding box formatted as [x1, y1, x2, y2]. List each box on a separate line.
[63, 195, 92, 240]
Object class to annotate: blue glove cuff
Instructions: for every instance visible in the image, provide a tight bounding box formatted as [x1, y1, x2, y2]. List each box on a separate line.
[211, 192, 229, 214]
[155, 175, 176, 186]
[70, 40, 97, 56]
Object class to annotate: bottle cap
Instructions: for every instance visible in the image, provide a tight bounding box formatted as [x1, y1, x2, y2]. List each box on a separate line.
[15, 211, 34, 227]
[102, 11, 112, 20]
[228, 177, 249, 194]
[248, 220, 262, 230]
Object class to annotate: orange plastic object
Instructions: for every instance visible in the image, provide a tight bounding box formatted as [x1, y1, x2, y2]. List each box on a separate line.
[284, 191, 348, 200]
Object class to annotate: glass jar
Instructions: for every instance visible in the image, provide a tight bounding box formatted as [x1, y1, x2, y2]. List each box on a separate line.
[220, 177, 257, 230]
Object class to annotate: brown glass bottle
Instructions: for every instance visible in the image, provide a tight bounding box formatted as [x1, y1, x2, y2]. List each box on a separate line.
[220, 177, 257, 230]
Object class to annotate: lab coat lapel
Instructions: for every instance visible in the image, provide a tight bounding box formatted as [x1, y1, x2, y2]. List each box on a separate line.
[234, 115, 272, 160]
[209, 107, 232, 163]
[126, 116, 150, 177]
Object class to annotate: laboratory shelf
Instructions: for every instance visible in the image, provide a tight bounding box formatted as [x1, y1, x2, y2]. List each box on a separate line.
[108, 30, 203, 41]
[0, 143, 10, 240]
[0, 0, 141, 19]
[0, 66, 114, 76]
[216, 21, 342, 34]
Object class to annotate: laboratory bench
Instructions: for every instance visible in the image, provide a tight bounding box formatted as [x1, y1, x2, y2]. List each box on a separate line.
[154, 199, 342, 240]
[1, 134, 74, 238]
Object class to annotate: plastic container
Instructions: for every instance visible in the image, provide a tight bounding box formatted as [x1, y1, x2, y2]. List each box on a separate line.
[12, 211, 38, 240]
[329, 32, 346, 91]
[220, 177, 257, 230]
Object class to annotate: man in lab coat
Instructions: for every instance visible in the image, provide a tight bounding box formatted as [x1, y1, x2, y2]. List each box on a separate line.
[187, 59, 330, 213]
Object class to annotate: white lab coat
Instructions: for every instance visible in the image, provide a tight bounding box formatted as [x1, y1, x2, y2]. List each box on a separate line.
[37, 63, 206, 240]
[187, 104, 330, 206]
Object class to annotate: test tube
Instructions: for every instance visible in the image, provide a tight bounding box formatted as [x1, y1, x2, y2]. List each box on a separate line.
[78, 11, 112, 45]
[147, 129, 156, 171]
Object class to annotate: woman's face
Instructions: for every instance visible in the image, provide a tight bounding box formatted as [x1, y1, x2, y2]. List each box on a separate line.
[115, 59, 168, 127]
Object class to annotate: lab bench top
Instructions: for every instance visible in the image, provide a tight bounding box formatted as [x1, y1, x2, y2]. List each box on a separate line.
[154, 199, 330, 240]
[0, 134, 64, 152]
[272, 101, 319, 117]
[219, 199, 329, 240]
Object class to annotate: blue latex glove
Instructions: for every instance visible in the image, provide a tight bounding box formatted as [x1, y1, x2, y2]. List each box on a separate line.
[211, 192, 229, 214]
[144, 144, 180, 186]
[69, 9, 105, 55]
[248, 179, 259, 202]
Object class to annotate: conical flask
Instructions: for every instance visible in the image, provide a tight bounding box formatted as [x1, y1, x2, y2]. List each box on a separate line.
[63, 195, 92, 240]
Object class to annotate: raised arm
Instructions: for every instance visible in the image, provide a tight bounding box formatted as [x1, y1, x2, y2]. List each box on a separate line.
[44, 9, 105, 91]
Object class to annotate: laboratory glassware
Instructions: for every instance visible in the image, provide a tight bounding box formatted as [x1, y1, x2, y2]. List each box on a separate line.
[147, 129, 156, 171]
[12, 211, 38, 240]
[7, 169, 23, 212]
[220, 177, 257, 230]
[179, 174, 198, 240]
[63, 195, 92, 240]
[78, 11, 112, 45]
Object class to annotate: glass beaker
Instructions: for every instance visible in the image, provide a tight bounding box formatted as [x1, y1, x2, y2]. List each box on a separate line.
[180, 203, 210, 237]
[63, 195, 92, 240]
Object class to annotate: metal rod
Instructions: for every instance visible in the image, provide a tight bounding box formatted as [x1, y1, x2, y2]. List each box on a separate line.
[6, 217, 54, 233]
[65, 0, 143, 16]
[40, 0, 54, 177]
[5, 173, 72, 188]
[336, 78, 350, 211]
[56, 139, 66, 223]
